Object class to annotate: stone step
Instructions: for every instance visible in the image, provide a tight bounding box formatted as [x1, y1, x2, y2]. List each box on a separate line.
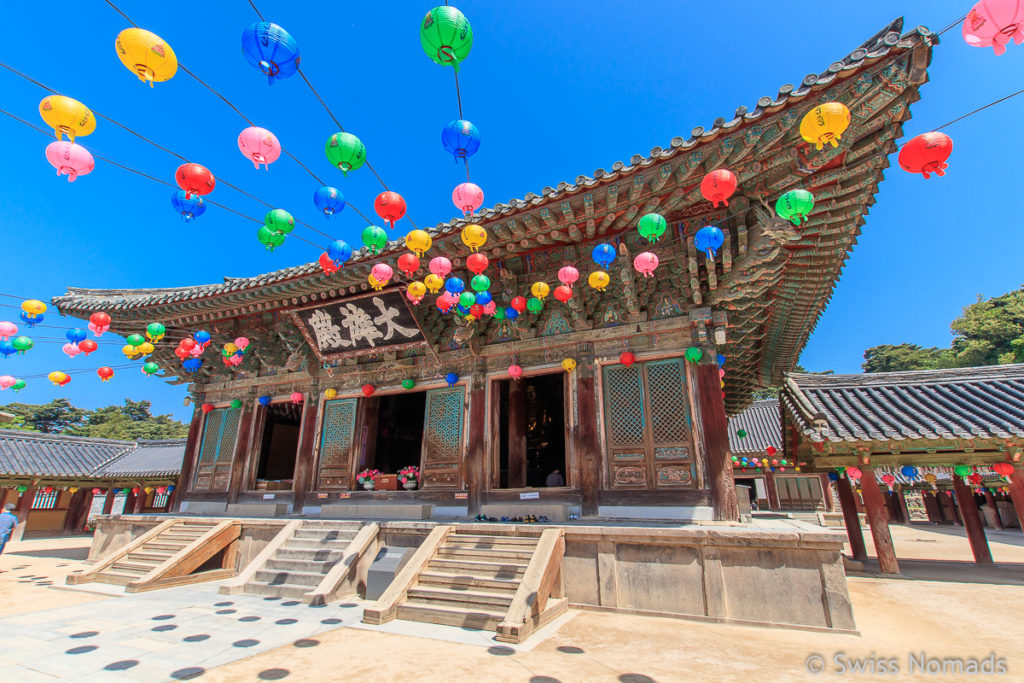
[437, 547, 535, 562]
[242, 582, 310, 599]
[274, 548, 348, 562]
[427, 558, 528, 578]
[114, 558, 162, 571]
[159, 533, 207, 543]
[444, 539, 540, 552]
[450, 533, 540, 546]
[109, 563, 150, 576]
[299, 520, 364, 529]
[254, 569, 325, 588]
[265, 558, 335, 574]
[397, 602, 504, 631]
[125, 551, 173, 563]
[92, 572, 134, 586]
[417, 571, 521, 593]
[292, 529, 358, 541]
[407, 585, 514, 609]
[143, 541, 189, 551]
[284, 538, 354, 550]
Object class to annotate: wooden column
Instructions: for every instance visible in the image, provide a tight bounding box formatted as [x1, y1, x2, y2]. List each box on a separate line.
[290, 394, 319, 515]
[1009, 468, 1024, 534]
[952, 476, 993, 564]
[14, 486, 35, 539]
[465, 362, 487, 516]
[360, 398, 380, 470]
[123, 490, 137, 514]
[835, 475, 867, 560]
[63, 489, 92, 533]
[859, 467, 900, 575]
[819, 474, 835, 512]
[983, 488, 1004, 530]
[101, 489, 115, 515]
[172, 405, 204, 512]
[132, 489, 146, 513]
[576, 345, 601, 517]
[507, 376, 527, 490]
[695, 362, 738, 521]
[896, 488, 911, 524]
[227, 404, 256, 504]
[763, 473, 781, 511]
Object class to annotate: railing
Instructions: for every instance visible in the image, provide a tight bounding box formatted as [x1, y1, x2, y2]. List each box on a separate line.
[306, 523, 381, 605]
[126, 520, 241, 593]
[66, 519, 176, 585]
[496, 528, 566, 643]
[361, 525, 453, 625]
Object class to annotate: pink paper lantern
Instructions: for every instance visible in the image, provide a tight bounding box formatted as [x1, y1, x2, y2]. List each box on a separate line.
[0, 321, 16, 340]
[963, 1, 1024, 55]
[508, 364, 523, 380]
[45, 141, 95, 182]
[237, 126, 282, 170]
[62, 343, 81, 358]
[290, 391, 304, 404]
[0, 375, 15, 390]
[234, 337, 250, 350]
[452, 182, 484, 216]
[87, 321, 109, 336]
[370, 263, 393, 289]
[483, 301, 497, 316]
[846, 467, 862, 480]
[557, 265, 580, 288]
[428, 256, 452, 278]
[633, 252, 659, 277]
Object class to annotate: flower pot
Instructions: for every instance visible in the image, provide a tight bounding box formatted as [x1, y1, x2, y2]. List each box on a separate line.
[362, 481, 375, 491]
[403, 480, 418, 490]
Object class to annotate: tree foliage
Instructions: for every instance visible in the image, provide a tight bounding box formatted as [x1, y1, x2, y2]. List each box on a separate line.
[862, 344, 952, 373]
[751, 365, 832, 400]
[0, 398, 187, 439]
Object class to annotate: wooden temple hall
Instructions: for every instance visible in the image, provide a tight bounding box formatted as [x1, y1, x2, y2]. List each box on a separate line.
[54, 22, 936, 525]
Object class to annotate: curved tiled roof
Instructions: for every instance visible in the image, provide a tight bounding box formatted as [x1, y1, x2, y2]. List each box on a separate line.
[781, 365, 1024, 444]
[95, 439, 186, 478]
[728, 399, 783, 454]
[0, 430, 184, 479]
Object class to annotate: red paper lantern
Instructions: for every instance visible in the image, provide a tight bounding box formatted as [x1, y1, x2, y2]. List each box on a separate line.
[290, 392, 304, 404]
[397, 253, 420, 277]
[619, 351, 635, 367]
[90, 311, 111, 327]
[553, 285, 572, 303]
[179, 338, 196, 351]
[898, 132, 952, 179]
[968, 472, 983, 485]
[846, 467, 862, 480]
[436, 292, 455, 313]
[993, 462, 1014, 476]
[765, 446, 777, 457]
[131, 487, 140, 494]
[44, 486, 54, 493]
[78, 339, 98, 355]
[882, 474, 895, 485]
[466, 252, 489, 275]
[91, 488, 102, 495]
[175, 163, 216, 199]
[469, 303, 484, 318]
[97, 366, 115, 381]
[510, 296, 527, 313]
[361, 384, 375, 397]
[700, 169, 738, 207]
[374, 191, 407, 229]
[174, 347, 189, 359]
[319, 252, 339, 275]
[201, 403, 214, 414]
[508, 364, 523, 380]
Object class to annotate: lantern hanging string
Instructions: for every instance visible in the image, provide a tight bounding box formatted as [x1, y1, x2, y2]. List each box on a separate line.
[453, 69, 471, 182]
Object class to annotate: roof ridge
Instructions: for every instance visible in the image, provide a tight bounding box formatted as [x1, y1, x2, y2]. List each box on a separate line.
[788, 363, 1024, 386]
[0, 429, 134, 446]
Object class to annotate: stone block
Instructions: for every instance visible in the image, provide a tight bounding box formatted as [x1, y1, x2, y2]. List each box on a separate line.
[321, 504, 431, 520]
[225, 503, 289, 518]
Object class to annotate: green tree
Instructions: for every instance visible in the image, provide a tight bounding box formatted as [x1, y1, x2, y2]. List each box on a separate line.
[861, 344, 952, 373]
[2, 398, 87, 433]
[71, 399, 188, 440]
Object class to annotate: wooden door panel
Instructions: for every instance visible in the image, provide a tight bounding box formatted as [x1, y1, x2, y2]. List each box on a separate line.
[421, 387, 464, 489]
[317, 398, 358, 489]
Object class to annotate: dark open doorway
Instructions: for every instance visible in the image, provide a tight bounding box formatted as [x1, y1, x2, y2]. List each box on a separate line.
[254, 403, 301, 489]
[496, 373, 566, 488]
[363, 392, 426, 474]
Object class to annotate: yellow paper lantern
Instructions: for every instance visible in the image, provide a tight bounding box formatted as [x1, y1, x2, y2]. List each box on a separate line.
[324, 388, 338, 399]
[68, 487, 79, 493]
[799, 102, 851, 150]
[405, 230, 433, 257]
[224, 343, 238, 354]
[407, 281, 427, 301]
[460, 224, 487, 252]
[122, 344, 139, 358]
[531, 282, 550, 300]
[47, 371, 68, 386]
[39, 96, 96, 143]
[115, 28, 178, 87]
[424, 273, 444, 294]
[138, 342, 155, 355]
[21, 299, 47, 315]
[588, 271, 610, 291]
[144, 487, 153, 494]
[561, 358, 577, 372]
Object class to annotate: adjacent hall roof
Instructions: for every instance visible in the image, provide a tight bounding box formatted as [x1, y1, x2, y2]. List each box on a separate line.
[728, 399, 783, 454]
[0, 430, 185, 479]
[781, 365, 1024, 444]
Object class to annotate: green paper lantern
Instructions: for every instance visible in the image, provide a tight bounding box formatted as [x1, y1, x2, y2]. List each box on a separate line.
[12, 336, 33, 353]
[361, 225, 388, 255]
[142, 361, 159, 376]
[146, 322, 166, 341]
[258, 225, 286, 251]
[684, 347, 702, 363]
[264, 208, 295, 235]
[470, 275, 491, 292]
[458, 292, 475, 308]
[325, 132, 366, 175]
[527, 297, 544, 314]
[953, 464, 971, 477]
[230, 399, 243, 409]
[493, 306, 506, 320]
[736, 429, 747, 438]
[420, 6, 473, 72]
[126, 334, 145, 347]
[11, 379, 25, 392]
[775, 189, 815, 226]
[402, 379, 416, 390]
[16, 485, 27, 493]
[637, 212, 667, 243]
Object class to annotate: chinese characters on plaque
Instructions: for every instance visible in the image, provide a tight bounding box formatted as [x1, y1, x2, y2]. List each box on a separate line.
[291, 290, 426, 360]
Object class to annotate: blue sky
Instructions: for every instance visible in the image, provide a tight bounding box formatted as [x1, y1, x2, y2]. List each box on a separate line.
[1, 1, 1021, 421]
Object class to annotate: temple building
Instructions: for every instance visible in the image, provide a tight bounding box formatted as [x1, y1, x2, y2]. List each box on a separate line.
[54, 20, 937, 525]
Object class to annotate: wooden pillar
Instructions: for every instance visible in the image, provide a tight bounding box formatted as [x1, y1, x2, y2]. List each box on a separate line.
[63, 489, 92, 534]
[165, 485, 178, 512]
[132, 489, 146, 514]
[1009, 468, 1024, 534]
[227, 404, 256, 504]
[123, 489, 137, 514]
[952, 476, 993, 564]
[819, 474, 835, 512]
[576, 345, 601, 517]
[896, 488, 911, 524]
[859, 467, 900, 575]
[290, 394, 319, 515]
[763, 473, 781, 511]
[835, 475, 867, 560]
[507, 376, 527, 490]
[172, 405, 204, 512]
[465, 362, 487, 516]
[101, 489, 115, 515]
[14, 486, 35, 541]
[983, 488, 1004, 530]
[360, 398, 380, 470]
[695, 362, 738, 521]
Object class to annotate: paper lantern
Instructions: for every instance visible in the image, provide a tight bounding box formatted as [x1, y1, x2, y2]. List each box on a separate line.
[45, 142, 94, 183]
[258, 226, 285, 251]
[527, 297, 544, 314]
[172, 190, 206, 222]
[146, 322, 166, 342]
[460, 224, 487, 251]
[954, 464, 971, 477]
[846, 467, 862, 480]
[258, 395, 272, 406]
[97, 366, 114, 382]
[882, 474, 895, 486]
[228, 399, 242, 409]
[370, 263, 394, 290]
[441, 119, 480, 162]
[237, 126, 281, 170]
[684, 347, 702, 363]
[619, 351, 635, 367]
[362, 225, 388, 254]
[361, 384, 375, 397]
[324, 388, 338, 400]
[531, 282, 550, 300]
[402, 378, 416, 390]
[325, 132, 366, 175]
[799, 102, 851, 149]
[39, 96, 96, 142]
[633, 252, 659, 277]
[466, 253, 489, 275]
[0, 376, 14, 390]
[694, 226, 724, 258]
[241, 22, 301, 84]
[201, 403, 214, 414]
[48, 371, 70, 387]
[561, 358, 576, 372]
[775, 190, 814, 226]
[470, 275, 490, 292]
[264, 209, 295, 235]
[557, 266, 579, 287]
[407, 281, 427, 305]
[993, 462, 1014, 476]
[700, 169, 737, 207]
[508, 364, 523, 380]
[115, 28, 177, 86]
[963, 2, 1024, 54]
[900, 465, 919, 479]
[314, 186, 346, 218]
[553, 285, 572, 303]
[397, 253, 420, 277]
[588, 271, 610, 291]
[898, 132, 952, 179]
[0, 321, 16, 341]
[637, 213, 667, 243]
[374, 191, 407, 230]
[290, 392, 304, 404]
[175, 163, 215, 199]
[592, 243, 616, 268]
[424, 274, 444, 294]
[420, 6, 473, 71]
[453, 183, 484, 216]
[328, 240, 353, 266]
[12, 336, 33, 354]
[62, 342, 81, 358]
[406, 230, 433, 257]
[436, 291, 456, 314]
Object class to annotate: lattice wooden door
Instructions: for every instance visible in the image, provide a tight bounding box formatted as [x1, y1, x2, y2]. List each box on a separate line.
[318, 398, 358, 489]
[193, 408, 241, 491]
[420, 386, 465, 489]
[602, 358, 694, 488]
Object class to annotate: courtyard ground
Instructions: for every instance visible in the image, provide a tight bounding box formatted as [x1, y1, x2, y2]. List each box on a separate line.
[0, 523, 1022, 682]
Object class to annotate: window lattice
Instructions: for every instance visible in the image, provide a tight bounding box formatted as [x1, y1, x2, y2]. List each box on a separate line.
[646, 359, 689, 444]
[152, 492, 170, 508]
[320, 398, 357, 466]
[32, 490, 58, 509]
[198, 409, 224, 463]
[424, 388, 464, 462]
[604, 366, 645, 446]
[217, 408, 241, 463]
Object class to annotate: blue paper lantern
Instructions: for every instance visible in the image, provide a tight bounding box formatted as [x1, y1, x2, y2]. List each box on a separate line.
[66, 328, 87, 344]
[241, 22, 300, 85]
[441, 119, 481, 163]
[19, 312, 42, 327]
[900, 465, 919, 479]
[717, 353, 726, 367]
[827, 471, 840, 481]
[505, 307, 519, 320]
[182, 358, 203, 372]
[475, 291, 492, 306]
[327, 239, 352, 265]
[445, 372, 458, 387]
[456, 304, 471, 316]
[171, 190, 206, 223]
[592, 243, 616, 268]
[194, 330, 211, 345]
[314, 186, 346, 218]
[444, 277, 465, 295]
[258, 395, 272, 406]
[0, 341, 15, 358]
[694, 226, 724, 257]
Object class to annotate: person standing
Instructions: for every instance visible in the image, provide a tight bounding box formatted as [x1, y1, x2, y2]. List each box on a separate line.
[545, 468, 565, 487]
[0, 503, 18, 556]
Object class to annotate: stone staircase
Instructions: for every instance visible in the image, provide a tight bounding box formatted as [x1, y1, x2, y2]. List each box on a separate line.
[97, 520, 219, 585]
[242, 520, 365, 599]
